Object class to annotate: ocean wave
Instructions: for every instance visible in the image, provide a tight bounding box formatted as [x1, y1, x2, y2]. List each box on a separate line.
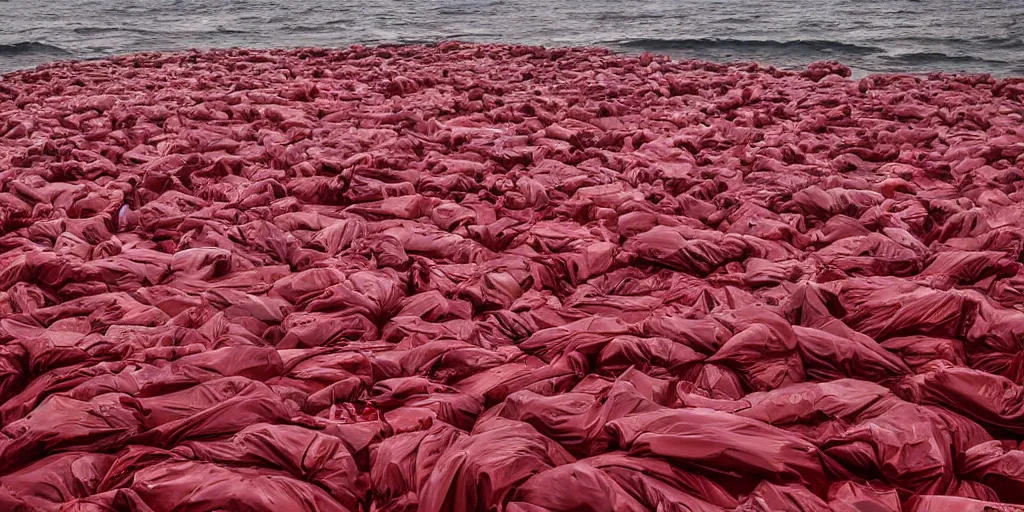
[73, 27, 122, 35]
[0, 41, 69, 56]
[882, 52, 1009, 65]
[73, 26, 249, 36]
[613, 37, 885, 56]
[873, 35, 1023, 50]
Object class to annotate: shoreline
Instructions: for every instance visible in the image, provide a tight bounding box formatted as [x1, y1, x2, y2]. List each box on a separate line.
[2, 41, 1022, 81]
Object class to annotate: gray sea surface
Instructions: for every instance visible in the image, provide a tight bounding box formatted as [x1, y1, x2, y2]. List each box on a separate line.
[2, 0, 1024, 76]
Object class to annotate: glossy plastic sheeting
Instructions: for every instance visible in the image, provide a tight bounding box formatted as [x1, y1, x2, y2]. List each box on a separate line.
[1, 43, 1024, 511]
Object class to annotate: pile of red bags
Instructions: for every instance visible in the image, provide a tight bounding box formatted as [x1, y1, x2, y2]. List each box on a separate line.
[2, 42, 1024, 511]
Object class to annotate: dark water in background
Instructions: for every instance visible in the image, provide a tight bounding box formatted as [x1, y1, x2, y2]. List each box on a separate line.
[2, 0, 1024, 76]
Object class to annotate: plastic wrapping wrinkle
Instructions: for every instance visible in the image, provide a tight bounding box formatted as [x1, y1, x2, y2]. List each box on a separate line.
[1, 43, 1024, 510]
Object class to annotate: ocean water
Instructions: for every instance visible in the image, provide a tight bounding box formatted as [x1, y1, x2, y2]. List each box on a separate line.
[2, 0, 1024, 76]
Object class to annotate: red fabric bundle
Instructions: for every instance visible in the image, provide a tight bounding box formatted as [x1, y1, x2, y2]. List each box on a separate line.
[1, 43, 1024, 510]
